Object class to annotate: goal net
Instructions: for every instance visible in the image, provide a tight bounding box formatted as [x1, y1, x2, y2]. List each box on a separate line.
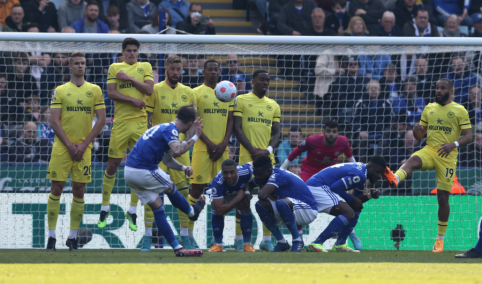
[0, 34, 480, 250]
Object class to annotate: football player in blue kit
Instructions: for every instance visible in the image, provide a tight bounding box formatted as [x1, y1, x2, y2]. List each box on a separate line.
[252, 156, 318, 252]
[124, 104, 206, 257]
[305, 155, 386, 253]
[208, 159, 256, 252]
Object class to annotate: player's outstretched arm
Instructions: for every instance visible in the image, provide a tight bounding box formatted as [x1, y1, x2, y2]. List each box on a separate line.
[162, 150, 192, 176]
[116, 72, 154, 96]
[233, 116, 257, 157]
[170, 117, 203, 157]
[212, 189, 246, 216]
[50, 108, 79, 161]
[107, 83, 146, 109]
[73, 108, 106, 161]
[413, 123, 427, 141]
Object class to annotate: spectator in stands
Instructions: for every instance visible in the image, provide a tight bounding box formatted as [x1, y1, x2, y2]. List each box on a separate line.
[8, 52, 38, 107]
[289, 164, 302, 176]
[379, 111, 409, 161]
[267, 0, 290, 34]
[391, 75, 426, 125]
[277, 126, 306, 164]
[220, 54, 251, 93]
[414, 57, 437, 103]
[22, 95, 41, 122]
[62, 26, 76, 33]
[105, 6, 128, 33]
[324, 0, 350, 35]
[354, 80, 393, 160]
[8, 121, 51, 163]
[347, 0, 386, 34]
[3, 4, 26, 32]
[441, 14, 466, 37]
[96, 0, 128, 31]
[331, 55, 370, 111]
[58, 0, 87, 30]
[23, 0, 58, 32]
[308, 7, 336, 35]
[443, 55, 478, 103]
[471, 13, 482, 36]
[0, 73, 18, 124]
[393, 0, 418, 29]
[277, 0, 317, 35]
[343, 16, 370, 36]
[71, 1, 110, 33]
[376, 11, 402, 36]
[314, 50, 344, 102]
[460, 132, 482, 167]
[38, 106, 54, 145]
[403, 8, 440, 36]
[0, 0, 19, 27]
[464, 85, 482, 126]
[180, 54, 204, 88]
[358, 47, 392, 80]
[379, 63, 400, 100]
[176, 3, 215, 34]
[143, 9, 174, 33]
[127, 0, 158, 33]
[158, 0, 191, 28]
[25, 22, 40, 32]
[433, 0, 472, 27]
[40, 53, 69, 103]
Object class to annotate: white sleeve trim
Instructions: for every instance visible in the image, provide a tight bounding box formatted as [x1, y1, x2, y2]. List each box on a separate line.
[341, 178, 348, 189]
[168, 140, 179, 144]
[348, 156, 356, 163]
[266, 182, 279, 188]
[212, 196, 224, 200]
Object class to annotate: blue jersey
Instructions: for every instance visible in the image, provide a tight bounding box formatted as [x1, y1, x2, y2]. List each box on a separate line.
[306, 162, 367, 202]
[211, 163, 253, 199]
[126, 122, 180, 170]
[254, 168, 317, 211]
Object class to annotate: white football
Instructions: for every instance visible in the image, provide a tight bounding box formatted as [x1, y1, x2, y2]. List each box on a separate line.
[215, 80, 237, 102]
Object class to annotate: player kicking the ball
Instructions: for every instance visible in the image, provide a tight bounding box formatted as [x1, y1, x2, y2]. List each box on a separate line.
[124, 105, 205, 256]
[252, 156, 318, 252]
[305, 156, 385, 253]
[383, 79, 472, 253]
[208, 159, 255, 252]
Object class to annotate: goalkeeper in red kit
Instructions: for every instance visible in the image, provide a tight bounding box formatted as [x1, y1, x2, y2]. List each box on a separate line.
[280, 120, 361, 249]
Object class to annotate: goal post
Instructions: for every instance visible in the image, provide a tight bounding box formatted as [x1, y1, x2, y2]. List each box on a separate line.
[0, 34, 480, 250]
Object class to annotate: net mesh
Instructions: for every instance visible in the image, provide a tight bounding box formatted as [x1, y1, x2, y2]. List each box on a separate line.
[0, 38, 480, 250]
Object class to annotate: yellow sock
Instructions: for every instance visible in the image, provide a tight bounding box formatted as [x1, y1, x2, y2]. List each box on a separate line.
[102, 172, 116, 206]
[144, 205, 154, 229]
[47, 193, 61, 230]
[130, 190, 139, 207]
[395, 169, 407, 182]
[437, 221, 448, 236]
[70, 197, 85, 230]
[176, 181, 190, 230]
[263, 224, 271, 237]
[235, 218, 242, 236]
[188, 195, 197, 231]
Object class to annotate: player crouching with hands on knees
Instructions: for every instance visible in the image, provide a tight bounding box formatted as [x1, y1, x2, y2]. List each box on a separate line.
[208, 159, 255, 252]
[124, 105, 206, 257]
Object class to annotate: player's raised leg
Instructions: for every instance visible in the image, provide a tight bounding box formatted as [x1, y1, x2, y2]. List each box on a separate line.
[455, 220, 482, 258]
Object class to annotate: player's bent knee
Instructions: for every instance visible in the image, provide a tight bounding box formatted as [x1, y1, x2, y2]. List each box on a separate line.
[148, 196, 164, 211]
[255, 200, 274, 215]
[406, 156, 423, 169]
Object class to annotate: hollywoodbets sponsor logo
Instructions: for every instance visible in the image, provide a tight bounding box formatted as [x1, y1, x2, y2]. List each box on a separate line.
[67, 106, 92, 114]
[204, 108, 227, 116]
[119, 83, 133, 89]
[428, 124, 452, 134]
[161, 109, 178, 114]
[247, 117, 272, 126]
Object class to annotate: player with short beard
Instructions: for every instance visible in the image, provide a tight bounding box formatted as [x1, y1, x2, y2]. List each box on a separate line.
[384, 78, 473, 253]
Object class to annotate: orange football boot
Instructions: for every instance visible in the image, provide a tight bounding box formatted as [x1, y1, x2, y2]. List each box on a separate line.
[208, 244, 224, 252]
[432, 239, 444, 253]
[244, 243, 256, 252]
[383, 166, 398, 188]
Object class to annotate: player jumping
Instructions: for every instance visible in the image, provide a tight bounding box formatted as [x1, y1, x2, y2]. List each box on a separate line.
[46, 52, 106, 251]
[384, 78, 472, 253]
[253, 156, 318, 252]
[124, 104, 205, 257]
[208, 160, 255, 252]
[305, 156, 386, 253]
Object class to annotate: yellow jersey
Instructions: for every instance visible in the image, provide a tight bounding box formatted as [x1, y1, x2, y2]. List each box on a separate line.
[233, 92, 281, 161]
[420, 102, 471, 152]
[106, 61, 153, 122]
[193, 84, 234, 152]
[50, 81, 105, 148]
[146, 81, 197, 141]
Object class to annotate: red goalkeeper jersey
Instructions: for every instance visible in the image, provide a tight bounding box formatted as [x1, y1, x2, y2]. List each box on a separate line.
[288, 134, 354, 182]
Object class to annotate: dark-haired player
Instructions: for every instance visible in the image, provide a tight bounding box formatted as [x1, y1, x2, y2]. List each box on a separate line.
[384, 78, 472, 253]
[189, 59, 234, 247]
[98, 37, 154, 234]
[306, 156, 386, 253]
[252, 156, 318, 252]
[233, 69, 281, 251]
[124, 104, 206, 257]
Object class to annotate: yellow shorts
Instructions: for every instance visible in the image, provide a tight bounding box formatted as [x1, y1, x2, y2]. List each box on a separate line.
[159, 151, 191, 186]
[108, 120, 147, 158]
[412, 146, 457, 192]
[192, 150, 229, 184]
[239, 153, 275, 166]
[47, 146, 92, 183]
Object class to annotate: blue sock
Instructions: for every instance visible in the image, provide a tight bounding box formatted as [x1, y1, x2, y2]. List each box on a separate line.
[240, 210, 253, 244]
[153, 206, 181, 249]
[314, 214, 350, 245]
[475, 221, 482, 253]
[275, 199, 300, 241]
[335, 212, 360, 245]
[255, 202, 285, 242]
[211, 210, 224, 245]
[166, 185, 192, 216]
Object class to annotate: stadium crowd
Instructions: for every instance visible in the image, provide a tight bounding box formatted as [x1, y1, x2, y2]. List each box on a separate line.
[0, 0, 482, 196]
